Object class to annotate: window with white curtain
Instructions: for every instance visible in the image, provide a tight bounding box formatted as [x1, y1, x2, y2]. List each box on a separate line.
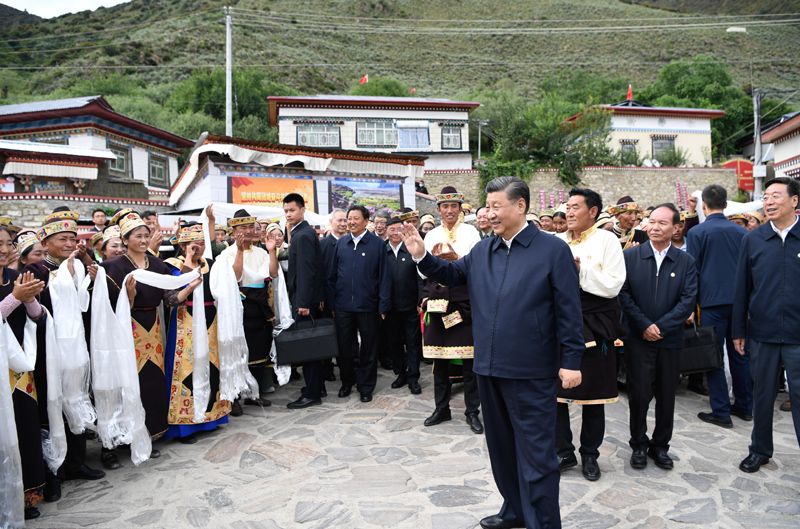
[441, 127, 462, 149]
[398, 128, 429, 149]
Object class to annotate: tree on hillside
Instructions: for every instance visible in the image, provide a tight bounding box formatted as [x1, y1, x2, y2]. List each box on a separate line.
[347, 77, 412, 97]
[167, 68, 297, 142]
[638, 55, 794, 157]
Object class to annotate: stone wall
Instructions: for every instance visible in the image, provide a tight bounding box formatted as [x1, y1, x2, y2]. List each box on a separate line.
[529, 167, 738, 211]
[0, 195, 174, 229]
[421, 170, 482, 206]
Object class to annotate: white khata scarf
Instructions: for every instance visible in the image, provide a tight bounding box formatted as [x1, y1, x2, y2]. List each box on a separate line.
[90, 266, 200, 465]
[0, 315, 38, 528]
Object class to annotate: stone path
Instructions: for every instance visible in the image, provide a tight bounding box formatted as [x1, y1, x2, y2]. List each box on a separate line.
[29, 368, 800, 529]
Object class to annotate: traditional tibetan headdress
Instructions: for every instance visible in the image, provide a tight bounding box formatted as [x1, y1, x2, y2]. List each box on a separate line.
[419, 214, 436, 227]
[214, 224, 227, 232]
[0, 216, 21, 236]
[228, 209, 256, 228]
[102, 225, 121, 244]
[539, 209, 555, 219]
[435, 186, 465, 205]
[117, 211, 148, 238]
[14, 231, 38, 255]
[110, 208, 134, 226]
[36, 207, 79, 242]
[266, 223, 282, 234]
[393, 209, 420, 222]
[727, 213, 749, 223]
[748, 211, 764, 224]
[89, 231, 104, 247]
[607, 196, 644, 216]
[178, 223, 205, 243]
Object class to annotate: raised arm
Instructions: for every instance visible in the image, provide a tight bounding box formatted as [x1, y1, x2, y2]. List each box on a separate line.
[402, 222, 468, 288]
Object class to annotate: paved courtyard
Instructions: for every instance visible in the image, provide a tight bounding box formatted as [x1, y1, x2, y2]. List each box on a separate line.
[29, 367, 800, 529]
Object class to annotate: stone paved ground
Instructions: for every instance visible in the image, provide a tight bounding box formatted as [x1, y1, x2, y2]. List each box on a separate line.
[29, 368, 800, 529]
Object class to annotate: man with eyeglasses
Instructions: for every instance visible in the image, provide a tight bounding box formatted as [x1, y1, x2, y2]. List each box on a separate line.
[733, 177, 800, 473]
[687, 184, 751, 430]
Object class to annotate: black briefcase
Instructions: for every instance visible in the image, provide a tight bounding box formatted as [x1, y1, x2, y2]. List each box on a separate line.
[679, 322, 723, 374]
[274, 316, 338, 364]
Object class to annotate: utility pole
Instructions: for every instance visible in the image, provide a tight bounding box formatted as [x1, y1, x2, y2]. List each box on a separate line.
[225, 7, 233, 137]
[752, 89, 765, 198]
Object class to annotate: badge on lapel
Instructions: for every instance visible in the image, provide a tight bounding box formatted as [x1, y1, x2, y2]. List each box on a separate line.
[670, 272, 675, 277]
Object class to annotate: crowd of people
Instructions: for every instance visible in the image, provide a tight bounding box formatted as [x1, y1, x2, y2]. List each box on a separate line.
[0, 176, 797, 529]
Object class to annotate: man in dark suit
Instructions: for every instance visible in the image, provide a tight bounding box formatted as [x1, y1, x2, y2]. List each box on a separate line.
[687, 184, 752, 428]
[733, 177, 800, 473]
[402, 176, 584, 529]
[319, 209, 348, 382]
[618, 203, 697, 470]
[384, 216, 424, 394]
[328, 205, 392, 403]
[283, 193, 327, 409]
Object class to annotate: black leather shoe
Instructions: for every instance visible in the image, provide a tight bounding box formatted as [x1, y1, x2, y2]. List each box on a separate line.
[730, 407, 753, 421]
[466, 413, 484, 434]
[647, 447, 673, 470]
[781, 400, 791, 412]
[338, 385, 352, 398]
[230, 400, 243, 417]
[698, 411, 733, 429]
[391, 374, 408, 389]
[739, 454, 769, 473]
[288, 397, 322, 409]
[558, 452, 578, 471]
[24, 507, 40, 520]
[479, 514, 525, 529]
[179, 434, 198, 445]
[379, 358, 393, 370]
[424, 408, 451, 426]
[64, 464, 106, 481]
[43, 478, 61, 502]
[630, 449, 647, 469]
[101, 451, 121, 470]
[409, 382, 422, 394]
[582, 456, 601, 481]
[360, 393, 372, 403]
[244, 397, 272, 407]
[150, 449, 161, 459]
[324, 370, 336, 382]
[687, 382, 709, 396]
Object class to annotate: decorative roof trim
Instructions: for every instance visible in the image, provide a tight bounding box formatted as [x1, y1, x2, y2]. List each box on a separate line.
[651, 134, 678, 140]
[0, 193, 169, 205]
[423, 169, 480, 174]
[774, 153, 800, 169]
[619, 139, 639, 145]
[292, 118, 345, 125]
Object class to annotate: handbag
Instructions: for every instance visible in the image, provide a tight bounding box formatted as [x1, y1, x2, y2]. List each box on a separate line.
[274, 316, 338, 365]
[679, 322, 723, 374]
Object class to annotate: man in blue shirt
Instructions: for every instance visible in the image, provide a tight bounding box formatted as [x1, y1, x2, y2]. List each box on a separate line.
[687, 184, 751, 428]
[733, 177, 800, 473]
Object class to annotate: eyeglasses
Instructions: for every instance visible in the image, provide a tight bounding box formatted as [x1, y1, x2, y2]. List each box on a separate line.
[763, 193, 789, 201]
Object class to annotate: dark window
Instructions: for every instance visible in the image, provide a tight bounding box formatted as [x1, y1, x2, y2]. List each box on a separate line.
[107, 142, 130, 178]
[652, 139, 675, 160]
[148, 155, 168, 188]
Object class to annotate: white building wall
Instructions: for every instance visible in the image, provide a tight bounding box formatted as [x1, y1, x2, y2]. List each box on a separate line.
[773, 134, 800, 177]
[609, 114, 714, 166]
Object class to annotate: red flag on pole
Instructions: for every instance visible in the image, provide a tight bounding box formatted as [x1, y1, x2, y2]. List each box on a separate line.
[410, 88, 415, 94]
[360, 74, 369, 84]
[627, 85, 633, 101]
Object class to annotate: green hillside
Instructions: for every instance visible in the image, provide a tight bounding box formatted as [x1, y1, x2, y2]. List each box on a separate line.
[623, 0, 800, 15]
[1, 0, 798, 99]
[0, 4, 41, 28]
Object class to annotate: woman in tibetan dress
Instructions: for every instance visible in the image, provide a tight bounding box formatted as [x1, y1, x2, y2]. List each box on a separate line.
[0, 221, 47, 520]
[163, 224, 230, 443]
[99, 210, 200, 463]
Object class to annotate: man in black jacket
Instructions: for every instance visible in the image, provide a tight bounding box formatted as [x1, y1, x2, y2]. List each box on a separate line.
[733, 177, 800, 473]
[319, 209, 348, 382]
[328, 205, 392, 403]
[283, 193, 327, 409]
[617, 203, 697, 471]
[385, 216, 424, 394]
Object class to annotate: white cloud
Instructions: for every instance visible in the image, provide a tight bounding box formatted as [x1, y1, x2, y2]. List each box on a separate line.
[3, 0, 133, 19]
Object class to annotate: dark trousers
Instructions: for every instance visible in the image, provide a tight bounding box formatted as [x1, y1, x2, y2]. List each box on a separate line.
[377, 318, 391, 366]
[294, 306, 325, 400]
[335, 311, 380, 395]
[477, 375, 561, 529]
[555, 403, 605, 458]
[48, 429, 87, 481]
[749, 340, 800, 459]
[625, 340, 682, 451]
[433, 358, 480, 415]
[702, 304, 753, 417]
[385, 310, 421, 384]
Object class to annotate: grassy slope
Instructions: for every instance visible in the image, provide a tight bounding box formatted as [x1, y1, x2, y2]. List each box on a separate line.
[0, 0, 797, 102]
[623, 0, 800, 15]
[0, 4, 41, 28]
